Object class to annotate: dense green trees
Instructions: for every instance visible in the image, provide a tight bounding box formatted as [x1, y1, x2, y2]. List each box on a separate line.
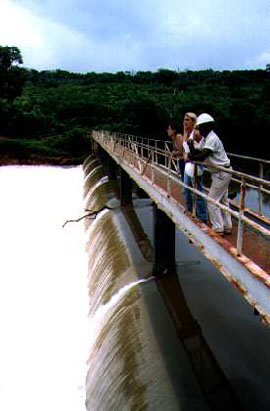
[0, 46, 27, 141]
[1, 45, 270, 162]
[0, 46, 26, 100]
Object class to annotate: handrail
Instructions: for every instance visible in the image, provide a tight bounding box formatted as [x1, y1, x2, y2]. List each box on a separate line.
[228, 152, 270, 165]
[112, 133, 270, 189]
[109, 132, 270, 168]
[190, 160, 270, 188]
[91, 130, 270, 255]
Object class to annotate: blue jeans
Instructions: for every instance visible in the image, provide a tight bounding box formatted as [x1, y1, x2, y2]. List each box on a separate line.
[184, 172, 207, 222]
[178, 159, 185, 182]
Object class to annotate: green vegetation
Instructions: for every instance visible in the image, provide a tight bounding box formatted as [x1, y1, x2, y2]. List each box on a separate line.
[1, 46, 270, 164]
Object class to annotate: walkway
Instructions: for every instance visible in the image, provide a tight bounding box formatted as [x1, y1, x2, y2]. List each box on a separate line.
[90, 130, 270, 324]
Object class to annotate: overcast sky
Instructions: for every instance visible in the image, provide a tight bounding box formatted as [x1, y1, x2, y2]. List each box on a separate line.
[1, 0, 270, 73]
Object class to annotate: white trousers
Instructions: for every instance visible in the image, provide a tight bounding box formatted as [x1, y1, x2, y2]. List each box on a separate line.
[208, 171, 232, 232]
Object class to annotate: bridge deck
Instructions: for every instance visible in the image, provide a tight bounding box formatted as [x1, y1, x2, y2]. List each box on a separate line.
[91, 131, 270, 323]
[155, 167, 270, 278]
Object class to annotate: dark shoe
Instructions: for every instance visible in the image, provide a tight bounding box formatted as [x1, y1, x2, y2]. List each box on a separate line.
[212, 229, 224, 236]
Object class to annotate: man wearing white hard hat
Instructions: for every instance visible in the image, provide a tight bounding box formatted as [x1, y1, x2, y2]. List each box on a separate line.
[185, 113, 232, 235]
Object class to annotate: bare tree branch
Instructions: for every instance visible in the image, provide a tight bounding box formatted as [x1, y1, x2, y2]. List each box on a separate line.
[62, 205, 115, 228]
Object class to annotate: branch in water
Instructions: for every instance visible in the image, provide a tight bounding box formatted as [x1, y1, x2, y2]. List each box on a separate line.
[62, 205, 115, 228]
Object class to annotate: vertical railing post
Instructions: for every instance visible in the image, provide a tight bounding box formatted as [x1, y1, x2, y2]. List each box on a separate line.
[151, 150, 155, 183]
[155, 140, 158, 164]
[112, 133, 115, 153]
[258, 162, 264, 215]
[133, 142, 136, 167]
[167, 156, 171, 197]
[236, 177, 246, 256]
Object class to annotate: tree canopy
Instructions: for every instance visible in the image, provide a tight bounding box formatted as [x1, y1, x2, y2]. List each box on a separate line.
[0, 46, 23, 70]
[0, 46, 26, 100]
[1, 45, 270, 163]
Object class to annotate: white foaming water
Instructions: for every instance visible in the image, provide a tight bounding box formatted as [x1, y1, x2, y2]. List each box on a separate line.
[86, 276, 154, 352]
[0, 165, 89, 411]
[84, 176, 109, 209]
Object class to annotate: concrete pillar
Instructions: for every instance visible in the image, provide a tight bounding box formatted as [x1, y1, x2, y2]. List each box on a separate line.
[120, 168, 133, 206]
[107, 155, 117, 180]
[153, 205, 175, 276]
[97, 145, 106, 161]
[93, 140, 99, 157]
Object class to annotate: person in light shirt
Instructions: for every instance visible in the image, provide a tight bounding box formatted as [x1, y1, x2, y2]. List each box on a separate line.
[183, 125, 207, 223]
[180, 113, 198, 179]
[185, 113, 232, 235]
[167, 113, 197, 181]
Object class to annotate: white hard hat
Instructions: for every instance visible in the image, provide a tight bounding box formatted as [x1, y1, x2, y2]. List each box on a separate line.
[196, 113, 214, 126]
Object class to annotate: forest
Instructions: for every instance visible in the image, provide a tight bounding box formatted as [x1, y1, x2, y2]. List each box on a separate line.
[1, 45, 270, 164]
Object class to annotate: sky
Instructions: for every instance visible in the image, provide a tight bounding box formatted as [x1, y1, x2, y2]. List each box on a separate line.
[1, 0, 270, 73]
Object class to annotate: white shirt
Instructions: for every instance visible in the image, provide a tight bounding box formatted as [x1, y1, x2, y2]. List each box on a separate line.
[184, 133, 204, 177]
[183, 132, 204, 153]
[200, 130, 230, 172]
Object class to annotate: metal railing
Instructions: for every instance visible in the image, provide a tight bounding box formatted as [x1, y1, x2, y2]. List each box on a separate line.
[91, 130, 270, 257]
[109, 132, 270, 217]
[227, 153, 270, 216]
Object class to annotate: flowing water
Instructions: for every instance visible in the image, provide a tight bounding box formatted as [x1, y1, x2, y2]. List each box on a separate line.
[1, 161, 270, 410]
[83, 156, 217, 410]
[83, 155, 270, 411]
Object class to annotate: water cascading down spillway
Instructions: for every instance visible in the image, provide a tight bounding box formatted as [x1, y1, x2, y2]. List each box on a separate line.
[82, 154, 210, 411]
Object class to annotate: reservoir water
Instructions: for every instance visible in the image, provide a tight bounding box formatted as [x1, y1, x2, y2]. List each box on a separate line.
[0, 165, 88, 411]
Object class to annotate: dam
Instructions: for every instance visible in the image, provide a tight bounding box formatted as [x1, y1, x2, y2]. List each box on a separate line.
[83, 149, 270, 411]
[0, 156, 270, 410]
